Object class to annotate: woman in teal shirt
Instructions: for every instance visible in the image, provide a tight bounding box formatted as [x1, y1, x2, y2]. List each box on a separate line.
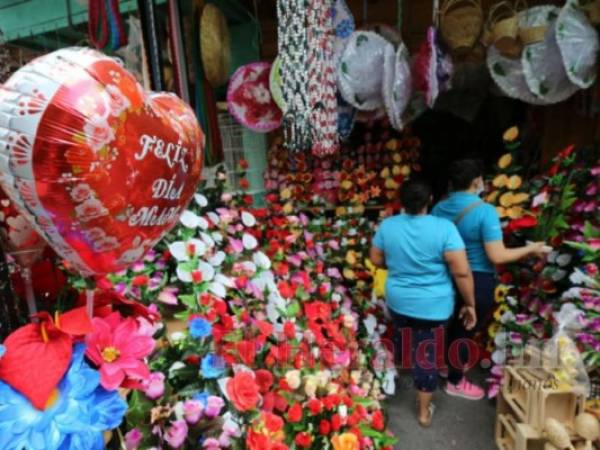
[432, 159, 546, 400]
[370, 179, 476, 427]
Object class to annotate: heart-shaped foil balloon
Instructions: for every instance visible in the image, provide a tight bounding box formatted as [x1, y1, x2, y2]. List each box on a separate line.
[0, 48, 204, 275]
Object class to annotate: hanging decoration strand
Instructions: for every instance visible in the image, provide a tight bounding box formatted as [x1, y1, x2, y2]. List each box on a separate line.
[277, 0, 312, 152]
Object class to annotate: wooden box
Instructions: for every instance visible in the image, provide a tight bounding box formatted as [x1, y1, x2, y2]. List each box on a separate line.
[502, 367, 548, 423]
[515, 423, 545, 450]
[529, 386, 585, 434]
[496, 413, 518, 450]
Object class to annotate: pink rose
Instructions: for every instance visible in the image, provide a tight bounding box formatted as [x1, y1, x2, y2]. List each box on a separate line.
[70, 183, 93, 202]
[203, 438, 221, 450]
[105, 84, 131, 117]
[205, 396, 225, 418]
[84, 116, 115, 153]
[183, 399, 204, 424]
[142, 372, 165, 400]
[125, 428, 143, 450]
[164, 420, 188, 448]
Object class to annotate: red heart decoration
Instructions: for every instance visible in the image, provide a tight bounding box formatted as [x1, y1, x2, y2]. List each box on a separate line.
[0, 48, 204, 275]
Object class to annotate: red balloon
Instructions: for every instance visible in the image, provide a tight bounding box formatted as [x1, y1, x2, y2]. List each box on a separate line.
[0, 48, 205, 275]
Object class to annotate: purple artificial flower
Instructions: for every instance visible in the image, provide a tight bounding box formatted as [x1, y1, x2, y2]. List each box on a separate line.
[183, 399, 204, 424]
[204, 396, 225, 418]
[142, 372, 165, 400]
[164, 420, 188, 448]
[158, 287, 179, 305]
[125, 428, 143, 450]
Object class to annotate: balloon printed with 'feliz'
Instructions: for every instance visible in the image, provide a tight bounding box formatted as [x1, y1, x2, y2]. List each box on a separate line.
[0, 47, 205, 276]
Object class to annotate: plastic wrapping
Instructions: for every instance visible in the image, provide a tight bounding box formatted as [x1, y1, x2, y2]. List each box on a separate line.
[543, 303, 591, 396]
[0, 47, 205, 276]
[383, 42, 412, 131]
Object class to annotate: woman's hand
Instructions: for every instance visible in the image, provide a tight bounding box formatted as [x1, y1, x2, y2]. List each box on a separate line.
[459, 306, 477, 330]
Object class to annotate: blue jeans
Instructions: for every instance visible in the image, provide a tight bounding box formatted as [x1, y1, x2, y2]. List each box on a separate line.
[447, 271, 496, 385]
[390, 310, 448, 393]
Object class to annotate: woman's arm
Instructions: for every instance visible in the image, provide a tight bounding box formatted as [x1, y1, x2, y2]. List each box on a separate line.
[484, 241, 547, 265]
[444, 249, 476, 330]
[369, 246, 386, 269]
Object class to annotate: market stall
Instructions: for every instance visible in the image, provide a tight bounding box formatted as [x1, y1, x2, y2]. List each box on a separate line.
[0, 0, 598, 449]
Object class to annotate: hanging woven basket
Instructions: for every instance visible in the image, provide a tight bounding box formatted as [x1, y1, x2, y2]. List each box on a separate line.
[485, 0, 525, 59]
[439, 0, 484, 55]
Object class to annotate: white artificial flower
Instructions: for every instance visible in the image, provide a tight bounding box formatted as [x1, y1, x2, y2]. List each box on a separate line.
[209, 251, 226, 267]
[494, 332, 508, 348]
[242, 233, 258, 250]
[168, 361, 186, 379]
[556, 253, 572, 267]
[197, 216, 209, 230]
[492, 350, 506, 365]
[363, 314, 377, 336]
[211, 231, 224, 243]
[168, 241, 187, 261]
[176, 267, 193, 283]
[200, 232, 215, 248]
[198, 260, 215, 282]
[215, 273, 235, 288]
[241, 211, 256, 227]
[180, 210, 202, 228]
[501, 311, 516, 325]
[194, 193, 208, 207]
[173, 401, 184, 421]
[207, 211, 220, 225]
[209, 281, 226, 298]
[252, 251, 271, 270]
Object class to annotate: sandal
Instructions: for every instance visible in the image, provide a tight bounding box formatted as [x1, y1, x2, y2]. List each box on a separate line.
[418, 402, 436, 428]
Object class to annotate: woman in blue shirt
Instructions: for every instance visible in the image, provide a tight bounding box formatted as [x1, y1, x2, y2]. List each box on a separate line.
[370, 179, 476, 427]
[432, 159, 546, 400]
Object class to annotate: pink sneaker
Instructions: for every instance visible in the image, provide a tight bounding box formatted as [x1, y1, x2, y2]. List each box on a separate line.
[444, 378, 485, 400]
[438, 368, 449, 379]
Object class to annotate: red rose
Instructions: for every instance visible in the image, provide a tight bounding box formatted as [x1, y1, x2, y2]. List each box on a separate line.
[307, 398, 322, 415]
[274, 394, 288, 413]
[257, 320, 274, 337]
[295, 432, 312, 448]
[239, 158, 249, 170]
[226, 372, 260, 412]
[331, 413, 342, 431]
[262, 412, 284, 433]
[372, 410, 385, 431]
[283, 321, 296, 339]
[239, 178, 250, 190]
[236, 340, 256, 366]
[319, 419, 331, 435]
[131, 275, 149, 287]
[287, 402, 303, 423]
[255, 369, 274, 394]
[246, 429, 269, 450]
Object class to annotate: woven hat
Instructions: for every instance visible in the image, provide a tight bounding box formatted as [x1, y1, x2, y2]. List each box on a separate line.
[332, 0, 355, 68]
[338, 31, 394, 111]
[383, 42, 412, 131]
[412, 27, 453, 108]
[227, 62, 282, 133]
[269, 56, 286, 112]
[556, 0, 600, 89]
[201, 3, 232, 88]
[521, 6, 579, 104]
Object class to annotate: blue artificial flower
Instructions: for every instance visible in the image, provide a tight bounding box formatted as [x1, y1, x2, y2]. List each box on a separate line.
[0, 344, 5, 359]
[192, 391, 209, 407]
[0, 343, 127, 450]
[189, 317, 212, 339]
[200, 353, 226, 379]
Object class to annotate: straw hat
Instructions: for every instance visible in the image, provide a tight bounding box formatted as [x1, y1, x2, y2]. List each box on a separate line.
[556, 0, 600, 89]
[383, 42, 412, 131]
[338, 31, 394, 111]
[200, 3, 231, 88]
[269, 56, 286, 112]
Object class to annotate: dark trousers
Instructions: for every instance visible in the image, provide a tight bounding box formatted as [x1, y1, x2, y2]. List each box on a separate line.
[447, 272, 496, 385]
[390, 310, 448, 393]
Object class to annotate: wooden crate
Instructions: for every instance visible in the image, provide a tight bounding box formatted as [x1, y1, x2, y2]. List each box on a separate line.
[529, 386, 585, 434]
[515, 423, 545, 450]
[496, 413, 518, 450]
[502, 367, 548, 423]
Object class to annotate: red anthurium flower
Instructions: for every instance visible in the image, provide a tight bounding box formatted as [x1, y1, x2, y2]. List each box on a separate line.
[319, 419, 331, 435]
[287, 402, 303, 423]
[295, 432, 312, 448]
[0, 306, 92, 409]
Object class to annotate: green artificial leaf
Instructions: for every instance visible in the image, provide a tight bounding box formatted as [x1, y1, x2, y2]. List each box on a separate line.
[341, 62, 348, 75]
[286, 301, 301, 317]
[174, 310, 190, 321]
[126, 389, 153, 426]
[179, 294, 197, 309]
[356, 34, 368, 46]
[222, 329, 243, 343]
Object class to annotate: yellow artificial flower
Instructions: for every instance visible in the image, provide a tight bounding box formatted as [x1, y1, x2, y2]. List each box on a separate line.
[343, 268, 356, 280]
[400, 165, 411, 176]
[341, 179, 353, 190]
[510, 192, 530, 204]
[392, 153, 402, 163]
[335, 207, 347, 217]
[507, 175, 522, 190]
[385, 139, 399, 151]
[281, 188, 292, 200]
[380, 167, 390, 179]
[496, 206, 507, 218]
[283, 202, 294, 215]
[493, 304, 509, 321]
[332, 433, 360, 450]
[495, 285, 509, 303]
[486, 190, 500, 204]
[384, 178, 398, 190]
[499, 192, 514, 207]
[507, 206, 525, 219]
[498, 153, 513, 169]
[346, 251, 357, 265]
[503, 126, 519, 142]
[392, 165, 402, 176]
[493, 174, 508, 188]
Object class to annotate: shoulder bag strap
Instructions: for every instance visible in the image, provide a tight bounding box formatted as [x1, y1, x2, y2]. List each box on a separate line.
[453, 200, 484, 225]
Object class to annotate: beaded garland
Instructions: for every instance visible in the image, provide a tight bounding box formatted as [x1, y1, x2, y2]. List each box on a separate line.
[307, 0, 339, 156]
[277, 0, 312, 152]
